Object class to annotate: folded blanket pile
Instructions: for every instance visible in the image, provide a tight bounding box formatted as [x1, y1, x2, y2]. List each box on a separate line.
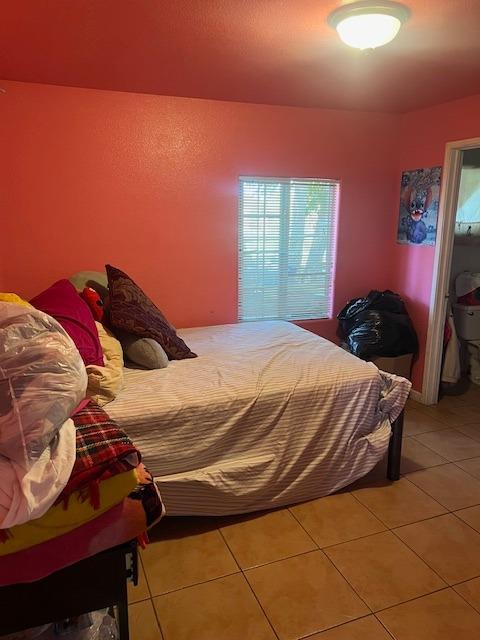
[57, 402, 141, 509]
[0, 461, 163, 585]
[0, 297, 164, 587]
[0, 304, 88, 532]
[0, 402, 164, 585]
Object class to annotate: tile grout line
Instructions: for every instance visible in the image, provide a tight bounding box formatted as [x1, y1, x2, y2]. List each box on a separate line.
[346, 486, 474, 609]
[373, 470, 480, 589]
[218, 495, 455, 617]
[128, 595, 151, 605]
[136, 550, 155, 600]
[404, 475, 480, 512]
[405, 430, 450, 438]
[139, 511, 460, 601]
[219, 513, 323, 568]
[287, 507, 323, 548]
[451, 578, 480, 615]
[450, 510, 480, 540]
[372, 613, 398, 639]
[349, 479, 448, 529]
[140, 553, 154, 599]
[216, 526, 281, 640]
[348, 490, 391, 529]
[287, 501, 425, 593]
[452, 460, 480, 481]
[317, 526, 392, 551]
[148, 569, 241, 598]
[372, 585, 452, 614]
[325, 531, 458, 617]
[136, 520, 480, 633]
[149, 597, 166, 640]
[214, 525, 242, 572]
[399, 469, 473, 511]
[135, 548, 170, 640]
[237, 573, 281, 640]
[318, 548, 374, 615]
[373, 586, 454, 614]
[388, 526, 451, 589]
[409, 429, 480, 463]
[321, 534, 455, 617]
[292, 612, 376, 640]
[378, 483, 480, 593]
[412, 403, 474, 421]
[388, 511, 480, 590]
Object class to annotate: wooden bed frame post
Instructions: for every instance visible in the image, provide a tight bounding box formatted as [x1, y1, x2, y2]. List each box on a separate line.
[387, 409, 404, 481]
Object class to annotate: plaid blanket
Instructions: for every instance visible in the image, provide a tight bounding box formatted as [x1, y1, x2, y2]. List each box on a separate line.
[56, 402, 140, 508]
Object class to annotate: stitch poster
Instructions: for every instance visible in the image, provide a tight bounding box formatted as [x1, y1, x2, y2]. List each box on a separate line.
[397, 167, 442, 246]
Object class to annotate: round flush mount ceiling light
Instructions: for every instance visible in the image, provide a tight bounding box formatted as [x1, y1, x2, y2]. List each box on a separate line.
[327, 1, 410, 50]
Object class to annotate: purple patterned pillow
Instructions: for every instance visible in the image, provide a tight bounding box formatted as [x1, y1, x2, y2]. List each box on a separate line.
[105, 265, 196, 360]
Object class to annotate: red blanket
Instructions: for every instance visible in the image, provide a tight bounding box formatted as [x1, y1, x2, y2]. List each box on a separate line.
[56, 402, 140, 509]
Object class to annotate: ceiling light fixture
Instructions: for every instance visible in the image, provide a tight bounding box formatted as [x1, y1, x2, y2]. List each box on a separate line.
[327, 1, 410, 50]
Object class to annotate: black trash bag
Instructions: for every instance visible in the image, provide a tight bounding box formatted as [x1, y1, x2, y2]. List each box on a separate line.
[337, 290, 418, 360]
[337, 290, 407, 335]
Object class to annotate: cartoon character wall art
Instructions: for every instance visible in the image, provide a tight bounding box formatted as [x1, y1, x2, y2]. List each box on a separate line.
[397, 167, 442, 246]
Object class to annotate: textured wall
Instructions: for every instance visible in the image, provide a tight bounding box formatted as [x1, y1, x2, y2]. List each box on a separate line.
[392, 94, 480, 391]
[0, 80, 400, 342]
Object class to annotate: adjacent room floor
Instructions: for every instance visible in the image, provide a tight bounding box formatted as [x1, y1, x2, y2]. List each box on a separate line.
[128, 385, 480, 640]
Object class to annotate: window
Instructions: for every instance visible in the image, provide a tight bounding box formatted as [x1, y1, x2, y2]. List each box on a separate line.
[238, 176, 339, 321]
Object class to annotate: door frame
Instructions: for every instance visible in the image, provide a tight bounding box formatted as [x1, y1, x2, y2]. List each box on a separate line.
[422, 136, 480, 405]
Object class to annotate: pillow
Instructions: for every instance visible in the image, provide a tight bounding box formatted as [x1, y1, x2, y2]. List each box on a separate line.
[30, 279, 104, 367]
[86, 322, 125, 406]
[119, 332, 169, 369]
[105, 264, 196, 360]
[69, 270, 109, 302]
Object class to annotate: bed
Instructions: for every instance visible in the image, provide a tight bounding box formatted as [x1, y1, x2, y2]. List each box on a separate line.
[108, 321, 411, 515]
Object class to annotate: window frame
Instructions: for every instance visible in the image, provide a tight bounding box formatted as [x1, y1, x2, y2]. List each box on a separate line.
[238, 175, 339, 323]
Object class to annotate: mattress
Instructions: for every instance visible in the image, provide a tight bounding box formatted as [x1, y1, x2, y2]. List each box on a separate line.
[108, 321, 411, 515]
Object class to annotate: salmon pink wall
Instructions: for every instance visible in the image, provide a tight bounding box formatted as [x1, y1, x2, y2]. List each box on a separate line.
[1, 80, 401, 341]
[391, 94, 480, 392]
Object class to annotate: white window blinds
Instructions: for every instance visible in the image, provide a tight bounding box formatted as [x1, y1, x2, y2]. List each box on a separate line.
[238, 177, 339, 321]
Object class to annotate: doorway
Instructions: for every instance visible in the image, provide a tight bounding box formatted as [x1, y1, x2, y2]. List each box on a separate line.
[422, 137, 480, 405]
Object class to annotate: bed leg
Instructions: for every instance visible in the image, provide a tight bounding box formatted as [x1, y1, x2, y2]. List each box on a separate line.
[116, 590, 130, 640]
[387, 409, 404, 481]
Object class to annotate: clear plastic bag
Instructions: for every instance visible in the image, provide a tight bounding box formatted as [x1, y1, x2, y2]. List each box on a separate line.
[2, 610, 118, 640]
[0, 303, 87, 468]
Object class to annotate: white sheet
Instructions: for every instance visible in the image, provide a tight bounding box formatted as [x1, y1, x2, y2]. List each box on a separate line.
[108, 321, 411, 515]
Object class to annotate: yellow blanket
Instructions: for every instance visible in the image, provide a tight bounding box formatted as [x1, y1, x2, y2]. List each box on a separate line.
[0, 469, 138, 556]
[0, 293, 32, 308]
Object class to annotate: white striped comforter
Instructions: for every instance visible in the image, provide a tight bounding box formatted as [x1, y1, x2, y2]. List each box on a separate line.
[108, 321, 411, 515]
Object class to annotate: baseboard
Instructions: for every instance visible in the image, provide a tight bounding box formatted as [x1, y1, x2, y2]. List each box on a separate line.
[409, 389, 424, 404]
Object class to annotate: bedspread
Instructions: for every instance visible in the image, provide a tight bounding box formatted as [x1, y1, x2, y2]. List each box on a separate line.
[108, 321, 411, 515]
